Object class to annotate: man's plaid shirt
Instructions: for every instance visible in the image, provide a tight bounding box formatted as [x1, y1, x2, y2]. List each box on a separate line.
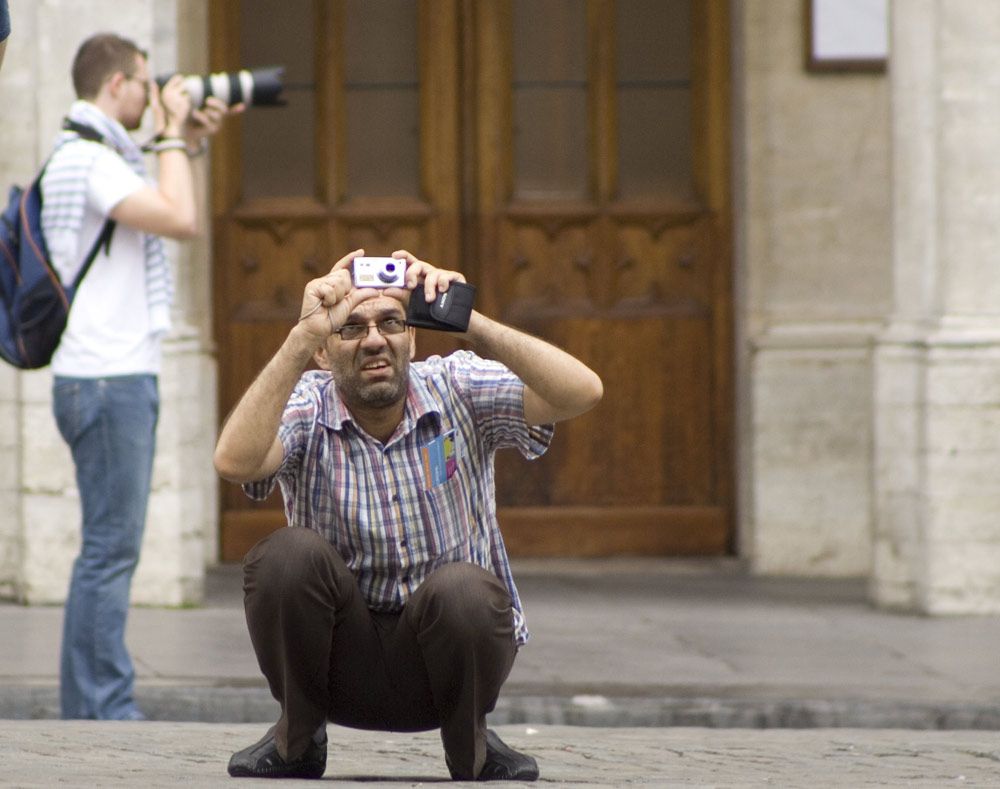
[244, 350, 554, 645]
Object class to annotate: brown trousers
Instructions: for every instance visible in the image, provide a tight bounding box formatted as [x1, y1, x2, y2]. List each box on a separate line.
[241, 527, 518, 779]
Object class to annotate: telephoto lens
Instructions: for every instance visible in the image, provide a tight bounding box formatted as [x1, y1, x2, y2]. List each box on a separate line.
[155, 66, 285, 108]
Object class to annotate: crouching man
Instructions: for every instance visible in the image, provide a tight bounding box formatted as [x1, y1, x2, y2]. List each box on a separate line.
[213, 249, 603, 780]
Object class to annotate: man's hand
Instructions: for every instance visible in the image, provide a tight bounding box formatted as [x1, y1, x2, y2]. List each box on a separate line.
[390, 249, 467, 304]
[150, 75, 192, 137]
[296, 249, 379, 347]
[184, 96, 243, 152]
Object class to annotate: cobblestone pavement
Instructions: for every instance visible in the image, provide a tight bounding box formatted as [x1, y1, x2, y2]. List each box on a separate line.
[3, 722, 1000, 788]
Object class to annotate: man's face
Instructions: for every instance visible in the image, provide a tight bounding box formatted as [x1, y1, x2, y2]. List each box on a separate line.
[118, 53, 151, 130]
[319, 296, 415, 412]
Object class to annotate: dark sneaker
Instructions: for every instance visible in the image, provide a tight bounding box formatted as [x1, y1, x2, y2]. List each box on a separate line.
[227, 728, 327, 779]
[449, 729, 539, 781]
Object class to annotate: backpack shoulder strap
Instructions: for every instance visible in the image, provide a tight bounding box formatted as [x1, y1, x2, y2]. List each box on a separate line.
[71, 220, 115, 290]
[61, 118, 108, 145]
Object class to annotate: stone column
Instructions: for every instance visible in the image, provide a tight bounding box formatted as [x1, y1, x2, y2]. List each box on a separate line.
[872, 1, 1000, 612]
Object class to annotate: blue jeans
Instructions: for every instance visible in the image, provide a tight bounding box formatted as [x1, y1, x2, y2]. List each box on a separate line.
[53, 374, 159, 720]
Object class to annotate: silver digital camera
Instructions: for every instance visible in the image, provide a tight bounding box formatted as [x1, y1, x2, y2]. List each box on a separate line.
[352, 257, 406, 288]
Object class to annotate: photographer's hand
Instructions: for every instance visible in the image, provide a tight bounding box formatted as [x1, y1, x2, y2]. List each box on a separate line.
[296, 249, 378, 347]
[184, 96, 243, 155]
[152, 74, 191, 137]
[392, 249, 466, 303]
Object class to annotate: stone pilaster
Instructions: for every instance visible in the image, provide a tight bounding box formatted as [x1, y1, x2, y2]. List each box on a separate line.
[750, 325, 876, 576]
[736, 0, 890, 576]
[872, 2, 1000, 612]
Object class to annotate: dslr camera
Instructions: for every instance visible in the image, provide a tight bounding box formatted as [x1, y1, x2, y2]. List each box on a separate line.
[353, 257, 406, 288]
[155, 66, 285, 108]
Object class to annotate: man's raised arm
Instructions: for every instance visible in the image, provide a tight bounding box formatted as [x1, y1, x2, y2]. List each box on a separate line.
[393, 250, 603, 427]
[461, 312, 603, 426]
[213, 250, 372, 483]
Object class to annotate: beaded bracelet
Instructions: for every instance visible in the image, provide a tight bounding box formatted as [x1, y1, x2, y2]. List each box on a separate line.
[148, 137, 187, 154]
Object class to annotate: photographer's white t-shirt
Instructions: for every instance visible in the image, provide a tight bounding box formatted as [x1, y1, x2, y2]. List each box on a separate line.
[42, 143, 161, 377]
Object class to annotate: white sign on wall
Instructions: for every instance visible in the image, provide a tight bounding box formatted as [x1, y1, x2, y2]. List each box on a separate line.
[807, 0, 888, 72]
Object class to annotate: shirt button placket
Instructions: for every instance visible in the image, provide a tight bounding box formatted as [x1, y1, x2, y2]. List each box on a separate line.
[383, 450, 409, 601]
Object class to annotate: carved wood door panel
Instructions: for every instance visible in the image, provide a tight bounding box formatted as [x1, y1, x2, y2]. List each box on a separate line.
[212, 0, 732, 561]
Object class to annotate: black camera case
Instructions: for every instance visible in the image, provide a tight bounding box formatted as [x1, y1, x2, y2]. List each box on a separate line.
[406, 282, 476, 332]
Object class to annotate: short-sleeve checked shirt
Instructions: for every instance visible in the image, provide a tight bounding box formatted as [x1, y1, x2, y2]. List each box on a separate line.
[244, 350, 553, 645]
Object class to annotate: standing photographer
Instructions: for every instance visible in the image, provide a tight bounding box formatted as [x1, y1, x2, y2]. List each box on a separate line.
[41, 32, 239, 720]
[214, 249, 603, 780]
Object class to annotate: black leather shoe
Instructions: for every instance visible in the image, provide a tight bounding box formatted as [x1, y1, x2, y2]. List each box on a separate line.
[227, 728, 327, 779]
[449, 729, 539, 781]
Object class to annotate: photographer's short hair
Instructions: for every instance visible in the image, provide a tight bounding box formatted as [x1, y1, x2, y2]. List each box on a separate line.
[72, 33, 148, 99]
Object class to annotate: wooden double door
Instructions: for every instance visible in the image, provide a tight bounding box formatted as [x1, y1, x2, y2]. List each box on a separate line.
[211, 0, 733, 561]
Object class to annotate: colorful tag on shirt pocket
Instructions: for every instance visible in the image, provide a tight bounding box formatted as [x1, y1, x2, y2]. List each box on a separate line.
[422, 430, 457, 489]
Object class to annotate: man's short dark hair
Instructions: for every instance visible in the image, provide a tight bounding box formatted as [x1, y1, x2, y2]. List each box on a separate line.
[71, 33, 148, 99]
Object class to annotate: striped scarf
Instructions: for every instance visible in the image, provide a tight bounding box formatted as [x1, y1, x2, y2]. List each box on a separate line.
[42, 100, 173, 334]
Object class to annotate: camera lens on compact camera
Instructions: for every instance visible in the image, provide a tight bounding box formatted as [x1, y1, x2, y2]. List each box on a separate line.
[378, 263, 398, 284]
[155, 66, 285, 108]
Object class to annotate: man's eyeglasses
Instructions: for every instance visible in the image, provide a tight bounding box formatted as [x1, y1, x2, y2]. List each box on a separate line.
[334, 317, 407, 341]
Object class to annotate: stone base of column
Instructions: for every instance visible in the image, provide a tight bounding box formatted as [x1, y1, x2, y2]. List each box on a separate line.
[873, 320, 1000, 614]
[748, 322, 877, 577]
